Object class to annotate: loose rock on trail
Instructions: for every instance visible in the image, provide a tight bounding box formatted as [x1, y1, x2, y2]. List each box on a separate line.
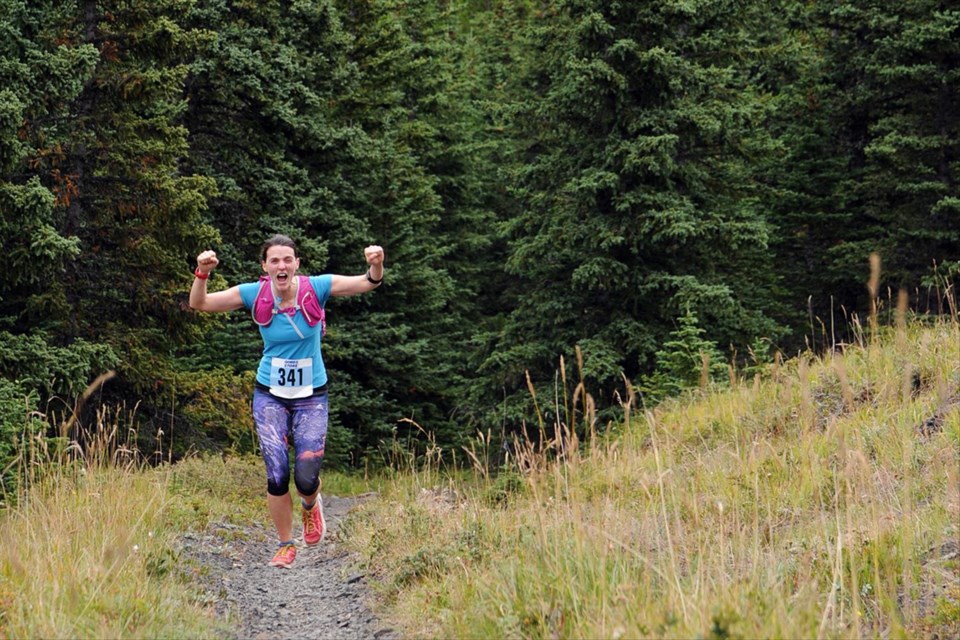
[180, 494, 397, 640]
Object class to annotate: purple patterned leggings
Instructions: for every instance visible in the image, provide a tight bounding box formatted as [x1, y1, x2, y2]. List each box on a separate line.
[252, 388, 328, 497]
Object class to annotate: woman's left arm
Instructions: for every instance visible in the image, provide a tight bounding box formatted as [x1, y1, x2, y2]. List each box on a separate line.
[329, 245, 385, 297]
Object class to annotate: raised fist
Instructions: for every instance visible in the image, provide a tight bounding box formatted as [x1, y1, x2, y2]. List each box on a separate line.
[364, 245, 384, 267]
[196, 250, 219, 274]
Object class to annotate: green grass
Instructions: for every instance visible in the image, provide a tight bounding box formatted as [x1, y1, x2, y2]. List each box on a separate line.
[0, 464, 230, 639]
[164, 453, 382, 533]
[0, 317, 956, 639]
[0, 441, 380, 637]
[342, 320, 960, 639]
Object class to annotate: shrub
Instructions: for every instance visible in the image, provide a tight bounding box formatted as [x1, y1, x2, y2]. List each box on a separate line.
[0, 378, 44, 495]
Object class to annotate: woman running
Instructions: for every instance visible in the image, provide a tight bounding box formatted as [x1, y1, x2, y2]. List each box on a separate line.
[189, 234, 384, 568]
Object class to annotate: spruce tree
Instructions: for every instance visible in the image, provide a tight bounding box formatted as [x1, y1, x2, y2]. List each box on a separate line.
[0, 0, 219, 451]
[487, 0, 785, 424]
[767, 0, 959, 339]
[182, 0, 491, 463]
[0, 0, 96, 345]
[61, 0, 218, 423]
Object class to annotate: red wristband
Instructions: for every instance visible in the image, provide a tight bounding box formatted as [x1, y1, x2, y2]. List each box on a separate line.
[194, 267, 209, 280]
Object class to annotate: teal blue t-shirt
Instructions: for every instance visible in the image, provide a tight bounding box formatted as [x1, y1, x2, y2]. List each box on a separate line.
[238, 275, 332, 391]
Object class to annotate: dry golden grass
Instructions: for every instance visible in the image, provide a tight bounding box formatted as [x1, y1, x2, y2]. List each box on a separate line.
[344, 319, 959, 639]
[0, 406, 384, 639]
[0, 466, 227, 638]
[0, 399, 230, 639]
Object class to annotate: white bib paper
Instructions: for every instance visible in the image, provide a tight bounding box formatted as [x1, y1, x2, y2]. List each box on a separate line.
[269, 357, 313, 399]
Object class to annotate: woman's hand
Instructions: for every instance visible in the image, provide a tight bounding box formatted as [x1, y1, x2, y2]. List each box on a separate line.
[197, 250, 219, 275]
[364, 245, 384, 267]
[190, 249, 242, 312]
[330, 245, 385, 297]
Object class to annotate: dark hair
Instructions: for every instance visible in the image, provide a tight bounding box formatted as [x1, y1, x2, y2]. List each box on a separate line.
[260, 234, 298, 261]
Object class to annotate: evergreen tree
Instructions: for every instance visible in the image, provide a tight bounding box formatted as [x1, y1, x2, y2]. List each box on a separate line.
[750, 1, 847, 345]
[5, 0, 951, 466]
[59, 1, 218, 438]
[0, 1, 95, 340]
[639, 307, 727, 406]
[181, 0, 372, 464]
[0, 1, 118, 404]
[487, 0, 785, 425]
[0, 0, 220, 452]
[332, 0, 462, 453]
[450, 0, 551, 431]
[767, 0, 959, 341]
[825, 1, 959, 298]
[182, 0, 492, 463]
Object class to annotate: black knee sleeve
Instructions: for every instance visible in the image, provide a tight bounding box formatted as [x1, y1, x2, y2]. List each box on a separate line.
[267, 475, 290, 497]
[293, 457, 322, 496]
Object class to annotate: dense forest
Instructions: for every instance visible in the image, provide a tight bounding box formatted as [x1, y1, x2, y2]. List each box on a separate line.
[1, 0, 957, 469]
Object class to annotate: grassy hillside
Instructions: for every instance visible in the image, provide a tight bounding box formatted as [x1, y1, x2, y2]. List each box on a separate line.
[0, 316, 956, 638]
[343, 319, 959, 639]
[0, 444, 368, 637]
[0, 457, 235, 638]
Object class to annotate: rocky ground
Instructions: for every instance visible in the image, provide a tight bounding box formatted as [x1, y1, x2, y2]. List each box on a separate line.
[180, 494, 397, 640]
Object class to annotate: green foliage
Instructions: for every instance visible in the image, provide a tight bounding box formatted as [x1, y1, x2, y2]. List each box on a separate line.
[181, 0, 398, 464]
[485, 0, 785, 429]
[173, 367, 256, 456]
[0, 178, 81, 324]
[0, 331, 118, 400]
[179, 0, 496, 464]
[764, 0, 960, 342]
[1, 0, 220, 454]
[0, 0, 954, 474]
[639, 309, 727, 406]
[51, 0, 219, 364]
[0, 1, 95, 332]
[329, 0, 494, 455]
[0, 378, 43, 491]
[482, 467, 526, 507]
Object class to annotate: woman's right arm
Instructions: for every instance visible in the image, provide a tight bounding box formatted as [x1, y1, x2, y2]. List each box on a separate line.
[189, 250, 245, 313]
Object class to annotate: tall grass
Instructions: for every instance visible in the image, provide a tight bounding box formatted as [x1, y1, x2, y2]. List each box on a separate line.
[0, 379, 386, 638]
[0, 397, 229, 638]
[343, 314, 959, 638]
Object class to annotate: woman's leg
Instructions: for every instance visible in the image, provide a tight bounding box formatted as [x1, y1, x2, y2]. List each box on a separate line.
[290, 392, 329, 499]
[290, 393, 329, 543]
[252, 389, 295, 542]
[267, 493, 294, 542]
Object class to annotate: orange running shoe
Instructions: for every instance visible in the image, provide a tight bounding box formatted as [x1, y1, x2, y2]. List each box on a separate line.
[302, 497, 326, 546]
[269, 542, 297, 568]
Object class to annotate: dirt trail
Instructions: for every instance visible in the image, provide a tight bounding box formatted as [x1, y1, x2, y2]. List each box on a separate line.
[180, 494, 397, 640]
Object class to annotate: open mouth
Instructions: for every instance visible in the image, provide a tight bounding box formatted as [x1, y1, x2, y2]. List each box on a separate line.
[276, 272, 290, 283]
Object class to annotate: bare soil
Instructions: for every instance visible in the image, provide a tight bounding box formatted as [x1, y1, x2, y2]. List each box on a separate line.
[180, 494, 397, 640]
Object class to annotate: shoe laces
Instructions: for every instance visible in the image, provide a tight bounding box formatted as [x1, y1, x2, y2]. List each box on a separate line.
[303, 506, 321, 535]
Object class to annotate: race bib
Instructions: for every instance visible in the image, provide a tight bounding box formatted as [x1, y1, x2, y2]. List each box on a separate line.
[269, 357, 313, 399]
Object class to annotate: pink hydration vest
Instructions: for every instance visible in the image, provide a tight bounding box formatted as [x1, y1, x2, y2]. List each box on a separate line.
[251, 275, 326, 336]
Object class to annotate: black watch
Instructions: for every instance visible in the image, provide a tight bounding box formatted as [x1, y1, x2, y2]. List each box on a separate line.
[366, 269, 383, 285]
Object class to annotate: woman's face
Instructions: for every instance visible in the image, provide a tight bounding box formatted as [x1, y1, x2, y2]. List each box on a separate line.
[261, 245, 299, 292]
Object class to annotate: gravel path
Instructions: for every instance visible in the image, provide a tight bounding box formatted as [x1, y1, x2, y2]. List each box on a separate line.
[180, 494, 397, 640]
